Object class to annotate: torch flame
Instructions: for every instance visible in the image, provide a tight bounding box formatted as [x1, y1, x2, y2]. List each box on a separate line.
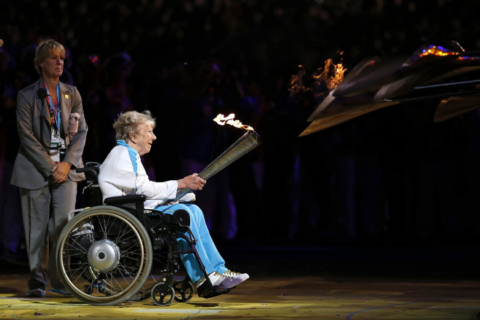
[213, 113, 235, 125]
[213, 114, 254, 131]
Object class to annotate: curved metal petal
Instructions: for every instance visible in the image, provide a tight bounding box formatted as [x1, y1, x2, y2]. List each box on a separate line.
[307, 90, 336, 122]
[300, 100, 398, 136]
[374, 65, 480, 103]
[434, 94, 480, 122]
[333, 56, 407, 98]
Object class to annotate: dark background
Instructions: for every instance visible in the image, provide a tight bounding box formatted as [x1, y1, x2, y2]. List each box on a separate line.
[1, 0, 480, 278]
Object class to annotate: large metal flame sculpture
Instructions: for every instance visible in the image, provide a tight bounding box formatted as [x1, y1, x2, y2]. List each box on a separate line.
[294, 42, 480, 136]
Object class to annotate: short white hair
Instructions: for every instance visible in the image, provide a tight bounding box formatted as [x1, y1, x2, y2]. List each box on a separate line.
[113, 110, 156, 142]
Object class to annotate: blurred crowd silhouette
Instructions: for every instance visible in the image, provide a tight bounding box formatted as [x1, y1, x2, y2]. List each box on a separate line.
[1, 0, 480, 259]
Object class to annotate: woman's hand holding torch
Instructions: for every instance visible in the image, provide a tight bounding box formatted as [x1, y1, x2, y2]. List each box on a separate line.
[178, 173, 206, 191]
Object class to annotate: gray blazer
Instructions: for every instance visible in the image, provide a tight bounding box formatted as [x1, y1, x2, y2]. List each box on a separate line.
[11, 78, 88, 189]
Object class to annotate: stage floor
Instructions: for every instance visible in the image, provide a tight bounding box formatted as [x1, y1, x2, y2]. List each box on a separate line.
[2, 243, 480, 319]
[1, 274, 479, 319]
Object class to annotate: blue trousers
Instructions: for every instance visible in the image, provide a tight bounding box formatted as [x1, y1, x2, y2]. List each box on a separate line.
[154, 203, 228, 284]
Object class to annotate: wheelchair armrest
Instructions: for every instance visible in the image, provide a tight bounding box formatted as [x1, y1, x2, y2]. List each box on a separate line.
[105, 195, 147, 227]
[105, 195, 146, 205]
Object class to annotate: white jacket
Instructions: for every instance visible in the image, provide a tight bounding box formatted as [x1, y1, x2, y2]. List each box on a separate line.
[98, 140, 178, 209]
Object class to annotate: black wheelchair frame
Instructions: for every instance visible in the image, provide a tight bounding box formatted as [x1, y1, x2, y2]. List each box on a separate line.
[55, 163, 227, 306]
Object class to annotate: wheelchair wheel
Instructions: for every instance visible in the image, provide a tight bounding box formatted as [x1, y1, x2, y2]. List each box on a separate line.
[173, 280, 194, 302]
[56, 206, 153, 306]
[151, 282, 175, 306]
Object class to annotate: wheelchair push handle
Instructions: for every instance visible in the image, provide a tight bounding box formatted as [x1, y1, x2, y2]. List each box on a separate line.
[76, 162, 101, 177]
[76, 167, 95, 174]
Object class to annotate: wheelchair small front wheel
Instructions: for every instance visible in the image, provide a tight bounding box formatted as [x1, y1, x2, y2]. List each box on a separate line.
[173, 280, 194, 302]
[151, 282, 175, 306]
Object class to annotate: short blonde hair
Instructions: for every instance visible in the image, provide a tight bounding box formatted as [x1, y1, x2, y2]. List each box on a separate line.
[113, 110, 156, 142]
[34, 39, 65, 74]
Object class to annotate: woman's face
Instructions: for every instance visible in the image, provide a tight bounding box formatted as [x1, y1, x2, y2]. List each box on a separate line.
[131, 123, 156, 156]
[40, 51, 64, 79]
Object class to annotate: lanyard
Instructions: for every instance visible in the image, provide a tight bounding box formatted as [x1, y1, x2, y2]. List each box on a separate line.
[41, 81, 61, 133]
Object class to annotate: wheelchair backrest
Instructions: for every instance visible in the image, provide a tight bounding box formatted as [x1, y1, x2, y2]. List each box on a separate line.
[77, 162, 103, 207]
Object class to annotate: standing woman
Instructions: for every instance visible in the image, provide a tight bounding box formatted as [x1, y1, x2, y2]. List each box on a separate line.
[10, 39, 88, 297]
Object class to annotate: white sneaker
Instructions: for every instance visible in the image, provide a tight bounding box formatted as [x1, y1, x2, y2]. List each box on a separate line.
[196, 272, 225, 288]
[219, 270, 249, 289]
[71, 222, 94, 237]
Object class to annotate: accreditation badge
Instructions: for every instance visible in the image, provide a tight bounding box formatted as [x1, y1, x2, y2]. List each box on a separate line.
[49, 132, 65, 164]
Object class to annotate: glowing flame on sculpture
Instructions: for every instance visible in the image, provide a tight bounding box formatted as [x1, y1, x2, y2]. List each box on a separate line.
[313, 59, 347, 92]
[213, 113, 254, 131]
[288, 56, 347, 101]
[419, 45, 459, 57]
[289, 65, 306, 96]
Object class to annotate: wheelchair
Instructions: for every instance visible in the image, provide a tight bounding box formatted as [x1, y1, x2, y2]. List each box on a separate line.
[55, 163, 228, 306]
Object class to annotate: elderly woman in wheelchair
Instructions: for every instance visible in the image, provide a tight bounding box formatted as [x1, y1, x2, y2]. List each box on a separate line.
[56, 111, 248, 306]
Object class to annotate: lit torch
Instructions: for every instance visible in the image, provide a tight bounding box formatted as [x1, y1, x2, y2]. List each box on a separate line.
[173, 114, 260, 201]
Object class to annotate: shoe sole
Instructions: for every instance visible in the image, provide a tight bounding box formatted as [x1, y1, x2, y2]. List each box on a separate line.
[48, 289, 72, 295]
[220, 276, 249, 289]
[26, 290, 45, 297]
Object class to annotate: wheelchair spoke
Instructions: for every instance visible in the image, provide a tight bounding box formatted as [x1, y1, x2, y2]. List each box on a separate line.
[103, 215, 111, 238]
[99, 215, 109, 239]
[65, 237, 89, 254]
[68, 261, 91, 266]
[104, 215, 114, 236]
[122, 256, 142, 263]
[64, 251, 89, 258]
[114, 233, 137, 246]
[110, 273, 125, 291]
[120, 248, 142, 258]
[66, 261, 88, 274]
[116, 263, 136, 286]
[115, 229, 135, 245]
[120, 242, 140, 254]
[121, 252, 141, 259]
[62, 243, 91, 258]
[67, 261, 89, 275]
[62, 251, 89, 258]
[71, 263, 91, 283]
[119, 265, 141, 272]
[84, 282, 94, 294]
[115, 222, 131, 244]
[103, 273, 120, 293]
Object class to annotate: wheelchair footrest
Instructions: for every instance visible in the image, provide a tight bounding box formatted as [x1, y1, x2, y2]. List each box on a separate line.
[197, 284, 229, 299]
